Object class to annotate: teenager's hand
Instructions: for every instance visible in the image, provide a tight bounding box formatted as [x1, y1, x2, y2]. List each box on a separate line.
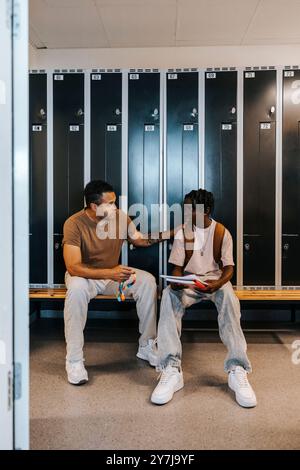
[109, 265, 135, 282]
[170, 283, 185, 291]
[201, 279, 222, 293]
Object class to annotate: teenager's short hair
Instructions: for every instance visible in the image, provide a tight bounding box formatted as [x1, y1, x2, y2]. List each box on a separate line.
[84, 180, 114, 207]
[184, 188, 214, 214]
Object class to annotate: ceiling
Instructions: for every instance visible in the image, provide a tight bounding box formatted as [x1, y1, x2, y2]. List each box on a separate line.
[29, 0, 300, 49]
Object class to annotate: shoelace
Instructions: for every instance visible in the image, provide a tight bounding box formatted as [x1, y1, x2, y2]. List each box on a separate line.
[233, 369, 249, 389]
[157, 367, 176, 385]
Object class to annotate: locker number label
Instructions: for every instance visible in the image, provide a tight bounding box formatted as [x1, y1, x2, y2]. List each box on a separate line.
[168, 74, 177, 80]
[245, 72, 255, 78]
[284, 71, 294, 77]
[54, 74, 64, 80]
[69, 125, 80, 132]
[222, 124, 232, 130]
[206, 72, 216, 79]
[145, 125, 155, 132]
[92, 74, 102, 80]
[183, 124, 194, 131]
[130, 74, 139, 80]
[107, 125, 117, 131]
[32, 125, 42, 132]
[260, 122, 271, 130]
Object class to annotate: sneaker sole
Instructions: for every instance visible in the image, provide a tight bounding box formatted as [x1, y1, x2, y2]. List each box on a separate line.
[151, 377, 184, 405]
[136, 352, 157, 367]
[228, 381, 257, 408]
[68, 378, 89, 386]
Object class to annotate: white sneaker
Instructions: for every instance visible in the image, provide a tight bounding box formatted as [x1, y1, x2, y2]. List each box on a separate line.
[136, 339, 158, 367]
[228, 366, 257, 408]
[151, 365, 184, 405]
[66, 360, 88, 385]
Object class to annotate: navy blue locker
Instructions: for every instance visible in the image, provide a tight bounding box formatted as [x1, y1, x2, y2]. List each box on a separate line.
[29, 73, 48, 284]
[53, 73, 84, 284]
[128, 72, 160, 279]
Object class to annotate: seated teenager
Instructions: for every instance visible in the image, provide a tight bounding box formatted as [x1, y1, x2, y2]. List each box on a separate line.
[151, 189, 257, 408]
[63, 180, 168, 385]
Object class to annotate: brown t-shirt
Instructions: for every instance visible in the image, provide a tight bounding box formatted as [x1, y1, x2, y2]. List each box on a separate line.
[62, 209, 138, 269]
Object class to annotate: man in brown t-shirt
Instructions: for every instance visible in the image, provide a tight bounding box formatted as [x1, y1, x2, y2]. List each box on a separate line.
[63, 180, 167, 385]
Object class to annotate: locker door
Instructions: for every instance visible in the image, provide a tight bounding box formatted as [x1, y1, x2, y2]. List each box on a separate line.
[205, 71, 237, 283]
[166, 72, 199, 270]
[29, 73, 47, 284]
[128, 73, 160, 278]
[53, 73, 84, 284]
[282, 69, 300, 285]
[91, 73, 122, 198]
[243, 70, 276, 285]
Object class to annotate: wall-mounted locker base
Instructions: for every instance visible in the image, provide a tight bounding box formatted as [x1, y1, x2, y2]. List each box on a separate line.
[53, 73, 84, 284]
[243, 70, 276, 285]
[282, 69, 300, 285]
[29, 73, 48, 284]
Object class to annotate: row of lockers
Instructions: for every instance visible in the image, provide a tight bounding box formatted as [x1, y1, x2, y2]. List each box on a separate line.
[29, 69, 300, 286]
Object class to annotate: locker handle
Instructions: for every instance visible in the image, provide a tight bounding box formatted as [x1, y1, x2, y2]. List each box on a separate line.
[115, 108, 121, 116]
[76, 108, 84, 117]
[244, 243, 250, 251]
[129, 244, 136, 251]
[190, 107, 198, 118]
[39, 108, 46, 119]
[55, 242, 61, 251]
[283, 243, 289, 251]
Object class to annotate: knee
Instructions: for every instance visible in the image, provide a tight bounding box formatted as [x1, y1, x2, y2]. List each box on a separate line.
[136, 270, 157, 295]
[66, 277, 89, 300]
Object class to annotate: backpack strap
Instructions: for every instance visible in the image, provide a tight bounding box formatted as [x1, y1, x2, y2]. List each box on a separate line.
[213, 222, 225, 268]
[183, 221, 226, 270]
[183, 226, 194, 270]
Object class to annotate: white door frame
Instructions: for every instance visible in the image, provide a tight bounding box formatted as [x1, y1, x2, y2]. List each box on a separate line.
[12, 0, 29, 450]
[0, 0, 14, 450]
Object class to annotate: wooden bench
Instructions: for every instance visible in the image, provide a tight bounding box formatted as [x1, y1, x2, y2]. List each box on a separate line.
[29, 287, 300, 322]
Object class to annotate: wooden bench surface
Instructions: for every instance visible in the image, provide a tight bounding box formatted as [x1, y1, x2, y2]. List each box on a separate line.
[29, 288, 300, 301]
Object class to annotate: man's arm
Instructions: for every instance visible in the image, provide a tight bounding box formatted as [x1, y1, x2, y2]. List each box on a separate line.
[129, 227, 179, 248]
[63, 244, 134, 282]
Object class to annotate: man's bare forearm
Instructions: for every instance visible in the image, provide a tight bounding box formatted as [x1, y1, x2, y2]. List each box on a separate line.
[67, 263, 114, 280]
[218, 266, 234, 286]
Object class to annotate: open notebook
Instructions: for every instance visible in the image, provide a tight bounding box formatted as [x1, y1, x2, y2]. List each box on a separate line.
[160, 274, 208, 288]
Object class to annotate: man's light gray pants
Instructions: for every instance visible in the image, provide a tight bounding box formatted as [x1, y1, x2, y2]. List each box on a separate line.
[157, 282, 252, 373]
[64, 269, 157, 362]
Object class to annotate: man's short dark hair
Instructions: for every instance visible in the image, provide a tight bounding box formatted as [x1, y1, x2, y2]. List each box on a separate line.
[184, 188, 214, 215]
[84, 180, 114, 207]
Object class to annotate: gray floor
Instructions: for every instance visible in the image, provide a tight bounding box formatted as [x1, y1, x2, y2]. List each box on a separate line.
[30, 319, 300, 450]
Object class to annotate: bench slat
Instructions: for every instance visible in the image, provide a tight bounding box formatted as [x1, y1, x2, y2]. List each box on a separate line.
[29, 288, 300, 301]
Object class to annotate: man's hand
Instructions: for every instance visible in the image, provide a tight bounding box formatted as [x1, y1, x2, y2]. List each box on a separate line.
[109, 265, 135, 282]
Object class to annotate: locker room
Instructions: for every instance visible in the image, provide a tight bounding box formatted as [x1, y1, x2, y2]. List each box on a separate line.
[1, 0, 300, 454]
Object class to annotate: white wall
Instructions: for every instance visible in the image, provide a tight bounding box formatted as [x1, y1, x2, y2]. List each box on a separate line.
[29, 44, 300, 69]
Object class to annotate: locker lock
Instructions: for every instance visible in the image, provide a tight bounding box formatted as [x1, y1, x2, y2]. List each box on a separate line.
[76, 108, 84, 117]
[115, 108, 121, 116]
[269, 106, 275, 117]
[230, 106, 236, 115]
[55, 242, 60, 250]
[244, 243, 250, 251]
[39, 108, 46, 119]
[190, 108, 198, 118]
[283, 243, 289, 251]
[129, 243, 135, 251]
[151, 108, 159, 119]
